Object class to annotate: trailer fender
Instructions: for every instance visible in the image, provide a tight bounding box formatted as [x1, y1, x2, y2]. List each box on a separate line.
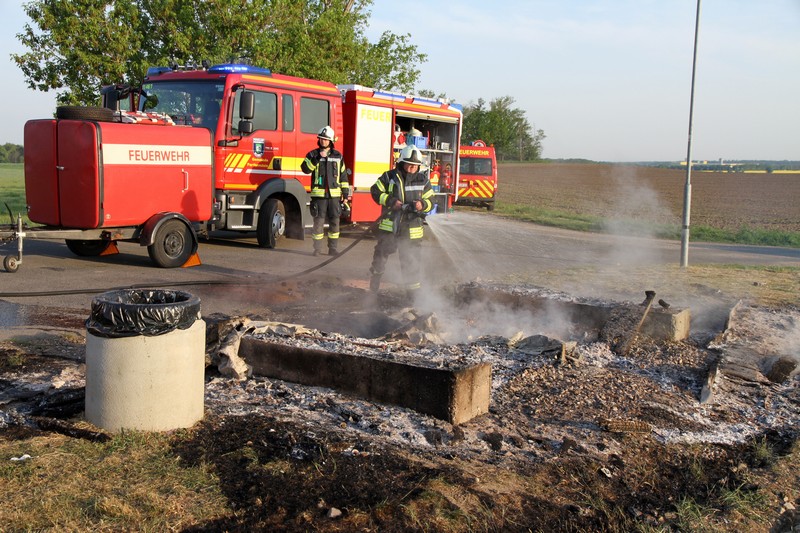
[253, 178, 311, 240]
[139, 212, 198, 254]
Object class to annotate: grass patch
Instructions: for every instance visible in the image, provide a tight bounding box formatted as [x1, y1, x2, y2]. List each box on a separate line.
[750, 436, 777, 468]
[495, 201, 800, 248]
[0, 429, 228, 531]
[495, 202, 605, 232]
[0, 163, 27, 224]
[718, 484, 768, 520]
[505, 263, 800, 307]
[0, 347, 27, 368]
[692, 225, 800, 247]
[674, 496, 717, 531]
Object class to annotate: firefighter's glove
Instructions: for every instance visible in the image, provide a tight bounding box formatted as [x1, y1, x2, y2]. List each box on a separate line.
[391, 199, 403, 211]
[402, 201, 422, 214]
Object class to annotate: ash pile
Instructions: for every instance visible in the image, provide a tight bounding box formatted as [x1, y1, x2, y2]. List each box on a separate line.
[201, 282, 799, 462]
[1, 281, 796, 461]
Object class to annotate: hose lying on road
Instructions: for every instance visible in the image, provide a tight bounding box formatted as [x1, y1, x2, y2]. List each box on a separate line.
[0, 224, 375, 299]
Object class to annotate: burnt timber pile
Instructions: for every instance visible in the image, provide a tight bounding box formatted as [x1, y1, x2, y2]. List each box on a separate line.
[198, 281, 797, 464]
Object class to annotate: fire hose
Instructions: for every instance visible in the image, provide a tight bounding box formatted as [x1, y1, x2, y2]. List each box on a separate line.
[0, 196, 431, 299]
[0, 210, 383, 299]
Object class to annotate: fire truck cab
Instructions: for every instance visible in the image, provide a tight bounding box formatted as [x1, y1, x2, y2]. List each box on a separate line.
[456, 140, 497, 211]
[140, 63, 342, 247]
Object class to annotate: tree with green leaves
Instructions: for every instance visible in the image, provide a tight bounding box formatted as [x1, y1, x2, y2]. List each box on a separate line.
[0, 144, 24, 164]
[462, 96, 545, 161]
[13, 0, 427, 106]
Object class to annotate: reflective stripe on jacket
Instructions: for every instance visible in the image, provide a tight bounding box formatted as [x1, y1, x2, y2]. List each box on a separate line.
[301, 148, 349, 198]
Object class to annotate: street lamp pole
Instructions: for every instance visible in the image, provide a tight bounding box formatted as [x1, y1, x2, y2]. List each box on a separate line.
[681, 0, 702, 267]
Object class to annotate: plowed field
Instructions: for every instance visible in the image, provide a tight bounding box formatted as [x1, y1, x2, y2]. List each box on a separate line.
[497, 163, 800, 233]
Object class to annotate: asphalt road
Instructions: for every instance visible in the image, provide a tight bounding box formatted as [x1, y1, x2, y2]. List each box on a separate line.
[1, 211, 798, 321]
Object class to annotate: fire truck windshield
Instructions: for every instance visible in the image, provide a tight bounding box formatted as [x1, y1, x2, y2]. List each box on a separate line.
[140, 80, 224, 127]
[460, 157, 493, 176]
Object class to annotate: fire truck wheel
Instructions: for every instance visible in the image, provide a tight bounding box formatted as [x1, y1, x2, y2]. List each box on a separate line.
[55, 106, 115, 122]
[148, 219, 193, 268]
[3, 256, 19, 273]
[256, 198, 286, 249]
[65, 239, 112, 257]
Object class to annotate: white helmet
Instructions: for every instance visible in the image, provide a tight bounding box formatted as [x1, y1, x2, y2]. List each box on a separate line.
[318, 126, 335, 141]
[399, 145, 425, 166]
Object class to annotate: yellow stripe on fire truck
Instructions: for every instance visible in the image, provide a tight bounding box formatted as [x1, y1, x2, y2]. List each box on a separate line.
[223, 153, 247, 172]
[461, 179, 495, 198]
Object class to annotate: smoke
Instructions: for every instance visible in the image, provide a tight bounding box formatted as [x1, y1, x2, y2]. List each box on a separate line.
[549, 164, 689, 305]
[412, 279, 577, 345]
[598, 165, 678, 268]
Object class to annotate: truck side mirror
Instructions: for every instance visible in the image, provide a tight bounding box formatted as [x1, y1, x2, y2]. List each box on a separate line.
[240, 91, 255, 120]
[100, 86, 119, 110]
[101, 84, 131, 111]
[237, 90, 255, 136]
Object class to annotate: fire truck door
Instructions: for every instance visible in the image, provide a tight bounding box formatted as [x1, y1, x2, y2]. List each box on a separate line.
[227, 89, 283, 186]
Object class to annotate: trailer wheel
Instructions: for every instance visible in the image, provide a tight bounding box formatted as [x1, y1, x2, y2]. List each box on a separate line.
[148, 219, 193, 268]
[56, 106, 115, 122]
[65, 239, 112, 257]
[256, 198, 285, 249]
[3, 256, 19, 273]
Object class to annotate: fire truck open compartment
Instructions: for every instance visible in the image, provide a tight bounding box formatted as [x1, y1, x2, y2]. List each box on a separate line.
[340, 86, 462, 222]
[392, 111, 460, 214]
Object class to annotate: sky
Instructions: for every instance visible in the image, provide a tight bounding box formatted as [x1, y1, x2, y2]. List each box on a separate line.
[1, 0, 798, 162]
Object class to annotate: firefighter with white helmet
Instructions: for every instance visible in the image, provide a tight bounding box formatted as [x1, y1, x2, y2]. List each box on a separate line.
[368, 144, 434, 295]
[301, 125, 350, 255]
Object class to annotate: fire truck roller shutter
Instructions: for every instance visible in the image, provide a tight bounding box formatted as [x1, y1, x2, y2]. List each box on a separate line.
[253, 177, 312, 245]
[139, 212, 198, 268]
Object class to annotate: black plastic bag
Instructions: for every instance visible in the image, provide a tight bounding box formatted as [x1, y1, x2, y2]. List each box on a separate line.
[86, 289, 201, 338]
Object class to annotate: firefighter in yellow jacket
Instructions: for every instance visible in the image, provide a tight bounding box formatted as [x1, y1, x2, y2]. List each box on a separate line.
[369, 145, 434, 294]
[301, 126, 350, 255]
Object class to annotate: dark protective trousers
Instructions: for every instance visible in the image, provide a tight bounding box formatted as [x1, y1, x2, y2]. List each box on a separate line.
[310, 198, 341, 253]
[370, 230, 422, 291]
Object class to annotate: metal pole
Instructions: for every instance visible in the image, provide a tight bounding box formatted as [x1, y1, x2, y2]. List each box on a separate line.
[680, 0, 702, 267]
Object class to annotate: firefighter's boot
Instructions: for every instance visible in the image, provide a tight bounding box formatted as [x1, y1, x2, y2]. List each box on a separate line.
[406, 283, 421, 303]
[369, 268, 382, 292]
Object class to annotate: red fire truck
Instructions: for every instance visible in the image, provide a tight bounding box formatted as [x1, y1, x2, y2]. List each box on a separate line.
[2, 63, 462, 272]
[455, 140, 497, 211]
